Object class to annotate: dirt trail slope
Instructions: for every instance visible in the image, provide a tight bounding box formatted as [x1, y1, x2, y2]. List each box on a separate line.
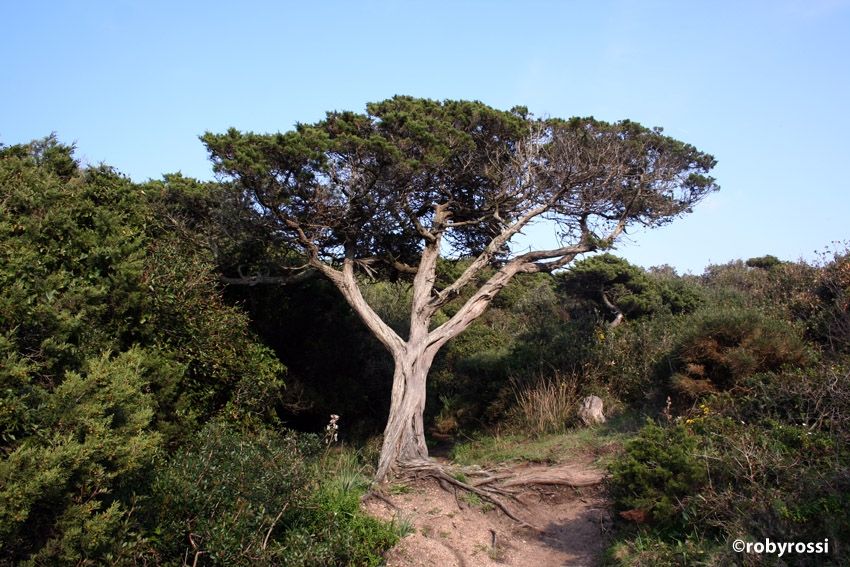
[364, 470, 613, 567]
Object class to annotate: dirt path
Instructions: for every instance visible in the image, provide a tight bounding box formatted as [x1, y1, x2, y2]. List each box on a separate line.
[364, 466, 613, 567]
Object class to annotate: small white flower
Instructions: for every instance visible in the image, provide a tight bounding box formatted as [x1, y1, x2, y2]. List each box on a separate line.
[324, 414, 341, 446]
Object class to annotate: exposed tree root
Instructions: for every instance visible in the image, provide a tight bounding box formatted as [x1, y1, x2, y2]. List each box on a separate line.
[361, 490, 400, 512]
[499, 463, 606, 488]
[380, 459, 606, 531]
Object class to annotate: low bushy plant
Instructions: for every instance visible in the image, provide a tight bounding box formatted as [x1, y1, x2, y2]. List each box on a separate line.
[609, 421, 707, 529]
[0, 349, 163, 564]
[669, 308, 808, 401]
[506, 372, 581, 435]
[148, 421, 398, 566]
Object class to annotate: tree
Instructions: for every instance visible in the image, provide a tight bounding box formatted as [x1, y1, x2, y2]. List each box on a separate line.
[559, 254, 660, 328]
[745, 254, 782, 270]
[559, 254, 702, 327]
[202, 96, 717, 481]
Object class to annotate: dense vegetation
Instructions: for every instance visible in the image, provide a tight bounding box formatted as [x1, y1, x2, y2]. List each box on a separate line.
[2, 135, 847, 565]
[0, 138, 400, 565]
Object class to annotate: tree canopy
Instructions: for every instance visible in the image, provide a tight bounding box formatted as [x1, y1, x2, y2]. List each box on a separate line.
[559, 254, 703, 327]
[202, 96, 717, 287]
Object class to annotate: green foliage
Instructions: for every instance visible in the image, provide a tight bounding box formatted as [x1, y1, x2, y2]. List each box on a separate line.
[1, 138, 289, 563]
[0, 139, 147, 379]
[608, 360, 850, 565]
[149, 422, 397, 566]
[560, 254, 662, 320]
[0, 134, 78, 180]
[701, 258, 817, 318]
[591, 311, 685, 404]
[0, 137, 285, 437]
[745, 254, 782, 270]
[727, 364, 850, 440]
[150, 421, 310, 564]
[559, 254, 702, 325]
[8, 127, 849, 565]
[278, 474, 399, 567]
[609, 421, 707, 528]
[0, 349, 162, 563]
[141, 238, 286, 431]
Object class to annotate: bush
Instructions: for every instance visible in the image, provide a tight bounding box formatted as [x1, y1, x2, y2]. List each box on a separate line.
[669, 308, 808, 401]
[0, 349, 163, 564]
[141, 237, 286, 432]
[148, 421, 315, 564]
[728, 363, 850, 442]
[608, 362, 850, 565]
[148, 422, 397, 566]
[506, 371, 581, 435]
[0, 137, 289, 563]
[559, 255, 703, 326]
[686, 414, 850, 565]
[609, 421, 706, 529]
[277, 472, 399, 567]
[806, 248, 850, 353]
[591, 311, 684, 404]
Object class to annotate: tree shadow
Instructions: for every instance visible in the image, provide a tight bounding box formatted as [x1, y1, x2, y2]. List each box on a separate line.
[532, 505, 613, 567]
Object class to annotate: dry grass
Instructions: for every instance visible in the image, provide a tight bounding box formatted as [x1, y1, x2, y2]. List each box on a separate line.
[508, 371, 581, 435]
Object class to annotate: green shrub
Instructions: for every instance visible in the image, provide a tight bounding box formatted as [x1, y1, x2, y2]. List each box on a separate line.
[609, 377, 850, 566]
[0, 349, 163, 564]
[609, 421, 706, 529]
[685, 415, 850, 564]
[592, 311, 684, 404]
[1, 137, 289, 563]
[746, 254, 782, 270]
[149, 421, 317, 564]
[148, 422, 397, 566]
[277, 475, 399, 567]
[725, 363, 850, 442]
[559, 255, 703, 326]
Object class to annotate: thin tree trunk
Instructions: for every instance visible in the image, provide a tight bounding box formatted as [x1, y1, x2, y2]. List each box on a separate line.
[600, 289, 624, 329]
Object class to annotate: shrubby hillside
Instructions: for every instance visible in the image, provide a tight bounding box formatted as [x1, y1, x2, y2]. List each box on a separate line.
[2, 135, 847, 565]
[0, 138, 400, 565]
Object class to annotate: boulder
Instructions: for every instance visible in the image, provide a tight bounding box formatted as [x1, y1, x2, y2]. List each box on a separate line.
[578, 395, 606, 426]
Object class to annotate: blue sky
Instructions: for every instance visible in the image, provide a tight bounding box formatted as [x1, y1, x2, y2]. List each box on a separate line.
[2, 0, 848, 273]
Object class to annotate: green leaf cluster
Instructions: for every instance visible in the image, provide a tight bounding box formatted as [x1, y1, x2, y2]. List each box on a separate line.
[0, 138, 287, 563]
[609, 421, 707, 529]
[559, 254, 702, 324]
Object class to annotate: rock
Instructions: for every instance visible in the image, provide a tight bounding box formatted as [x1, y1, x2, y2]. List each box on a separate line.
[578, 395, 606, 426]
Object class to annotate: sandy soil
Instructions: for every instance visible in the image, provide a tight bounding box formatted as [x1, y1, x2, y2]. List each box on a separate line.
[363, 470, 613, 567]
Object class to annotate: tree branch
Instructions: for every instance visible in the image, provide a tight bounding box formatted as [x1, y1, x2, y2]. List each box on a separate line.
[600, 289, 625, 329]
[429, 202, 549, 309]
[330, 251, 405, 354]
[219, 270, 316, 286]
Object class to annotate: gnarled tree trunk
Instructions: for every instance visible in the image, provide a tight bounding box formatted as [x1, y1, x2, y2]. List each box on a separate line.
[375, 348, 436, 481]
